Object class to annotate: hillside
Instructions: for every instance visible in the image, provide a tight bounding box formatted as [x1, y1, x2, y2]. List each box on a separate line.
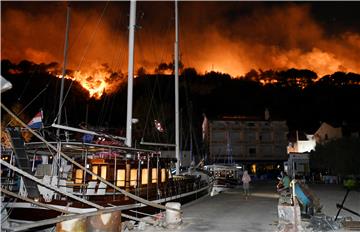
[2, 59, 360, 145]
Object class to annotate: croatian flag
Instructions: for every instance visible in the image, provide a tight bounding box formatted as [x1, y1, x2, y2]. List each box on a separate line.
[27, 110, 43, 129]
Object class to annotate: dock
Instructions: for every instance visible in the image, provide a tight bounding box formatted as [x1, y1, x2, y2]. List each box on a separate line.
[140, 182, 280, 232]
[136, 181, 360, 232]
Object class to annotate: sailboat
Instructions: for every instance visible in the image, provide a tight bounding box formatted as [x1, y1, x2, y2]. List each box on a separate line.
[204, 124, 243, 195]
[1, 1, 212, 230]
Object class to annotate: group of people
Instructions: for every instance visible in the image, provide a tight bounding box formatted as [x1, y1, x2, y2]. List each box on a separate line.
[240, 170, 291, 199]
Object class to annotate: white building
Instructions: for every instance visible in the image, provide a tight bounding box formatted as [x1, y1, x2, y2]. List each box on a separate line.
[314, 122, 342, 144]
[287, 122, 343, 154]
[287, 132, 316, 153]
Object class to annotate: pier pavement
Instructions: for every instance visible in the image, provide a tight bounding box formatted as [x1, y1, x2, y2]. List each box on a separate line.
[138, 181, 360, 232]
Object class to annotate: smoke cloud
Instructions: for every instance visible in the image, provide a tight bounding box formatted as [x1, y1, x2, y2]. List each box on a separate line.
[2, 2, 360, 80]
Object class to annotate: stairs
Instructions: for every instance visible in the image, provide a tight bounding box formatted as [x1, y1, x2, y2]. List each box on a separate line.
[7, 128, 40, 198]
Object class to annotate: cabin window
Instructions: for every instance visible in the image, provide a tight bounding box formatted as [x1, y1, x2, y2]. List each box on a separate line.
[130, 169, 137, 186]
[220, 170, 226, 177]
[100, 166, 107, 179]
[161, 168, 166, 182]
[141, 169, 148, 185]
[75, 169, 83, 184]
[116, 169, 125, 187]
[152, 168, 158, 183]
[91, 166, 98, 180]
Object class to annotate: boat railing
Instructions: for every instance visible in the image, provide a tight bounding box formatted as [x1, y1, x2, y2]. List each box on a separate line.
[1, 176, 19, 192]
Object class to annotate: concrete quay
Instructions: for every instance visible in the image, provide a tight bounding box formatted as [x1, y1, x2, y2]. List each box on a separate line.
[137, 181, 360, 232]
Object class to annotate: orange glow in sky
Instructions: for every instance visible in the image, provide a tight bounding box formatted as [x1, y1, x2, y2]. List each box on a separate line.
[2, 2, 360, 95]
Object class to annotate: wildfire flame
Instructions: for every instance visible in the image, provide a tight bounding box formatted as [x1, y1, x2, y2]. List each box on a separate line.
[2, 3, 360, 86]
[56, 65, 125, 99]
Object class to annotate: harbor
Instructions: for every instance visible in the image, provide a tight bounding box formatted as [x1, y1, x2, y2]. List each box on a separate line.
[133, 181, 360, 232]
[1, 1, 360, 231]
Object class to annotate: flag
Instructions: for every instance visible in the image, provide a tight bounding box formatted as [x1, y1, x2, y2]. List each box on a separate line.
[27, 110, 43, 129]
[202, 113, 208, 141]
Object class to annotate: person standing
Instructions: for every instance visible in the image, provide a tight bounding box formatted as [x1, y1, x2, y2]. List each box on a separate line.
[242, 170, 251, 199]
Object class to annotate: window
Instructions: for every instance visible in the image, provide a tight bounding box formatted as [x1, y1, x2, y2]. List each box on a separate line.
[116, 169, 125, 187]
[91, 166, 98, 180]
[100, 166, 107, 179]
[75, 169, 83, 184]
[152, 168, 158, 183]
[161, 168, 166, 182]
[249, 148, 256, 155]
[261, 132, 271, 142]
[247, 122, 255, 127]
[141, 169, 148, 185]
[247, 131, 256, 141]
[130, 169, 137, 186]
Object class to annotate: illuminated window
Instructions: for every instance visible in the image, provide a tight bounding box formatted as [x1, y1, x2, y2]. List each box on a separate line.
[251, 164, 257, 174]
[152, 168, 157, 183]
[100, 166, 107, 179]
[116, 169, 125, 187]
[91, 166, 98, 180]
[130, 169, 137, 186]
[75, 169, 83, 184]
[161, 168, 166, 182]
[141, 169, 148, 185]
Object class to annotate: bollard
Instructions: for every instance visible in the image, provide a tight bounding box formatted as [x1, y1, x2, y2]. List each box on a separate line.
[165, 202, 182, 227]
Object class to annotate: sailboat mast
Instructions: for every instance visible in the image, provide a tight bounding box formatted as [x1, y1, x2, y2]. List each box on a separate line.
[125, 0, 137, 147]
[56, 3, 71, 137]
[175, 0, 180, 175]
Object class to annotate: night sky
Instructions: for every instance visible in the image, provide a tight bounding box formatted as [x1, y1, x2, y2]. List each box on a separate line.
[2, 1, 360, 80]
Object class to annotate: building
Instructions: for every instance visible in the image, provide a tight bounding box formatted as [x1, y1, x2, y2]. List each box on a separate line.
[284, 153, 310, 179]
[287, 122, 344, 154]
[314, 122, 342, 144]
[287, 131, 316, 153]
[206, 115, 288, 174]
[286, 122, 343, 179]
